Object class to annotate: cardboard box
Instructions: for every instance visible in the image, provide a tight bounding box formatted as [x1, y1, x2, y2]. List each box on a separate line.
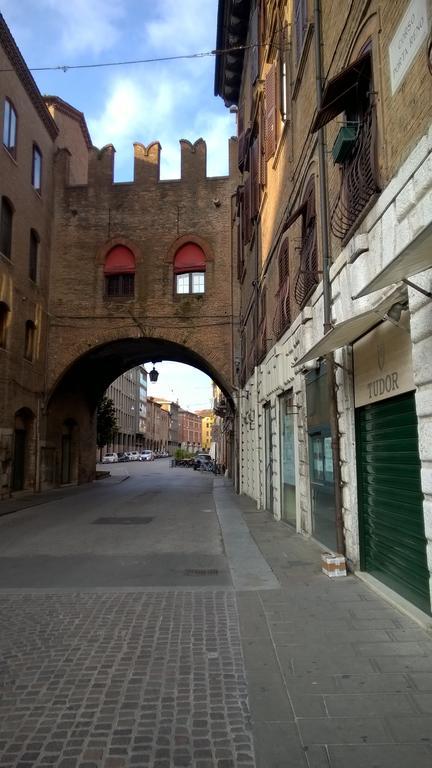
[321, 553, 347, 578]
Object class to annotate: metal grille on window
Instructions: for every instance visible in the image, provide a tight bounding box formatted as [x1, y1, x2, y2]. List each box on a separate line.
[258, 287, 267, 363]
[330, 106, 380, 241]
[273, 237, 291, 339]
[294, 179, 318, 308]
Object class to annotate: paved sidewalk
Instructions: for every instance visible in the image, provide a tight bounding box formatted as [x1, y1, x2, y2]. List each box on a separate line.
[1, 476, 432, 767]
[232, 483, 432, 768]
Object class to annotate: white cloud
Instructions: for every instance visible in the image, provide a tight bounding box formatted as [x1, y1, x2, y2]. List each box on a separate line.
[41, 0, 125, 56]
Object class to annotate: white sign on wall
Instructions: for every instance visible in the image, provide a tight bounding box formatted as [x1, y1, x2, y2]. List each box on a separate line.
[389, 0, 430, 94]
[353, 316, 415, 408]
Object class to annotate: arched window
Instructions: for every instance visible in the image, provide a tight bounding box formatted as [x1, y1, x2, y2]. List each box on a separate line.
[0, 301, 9, 348]
[174, 243, 206, 295]
[0, 197, 13, 260]
[104, 245, 135, 298]
[24, 320, 36, 361]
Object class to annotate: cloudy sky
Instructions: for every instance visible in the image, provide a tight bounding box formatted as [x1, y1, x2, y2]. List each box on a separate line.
[2, 0, 233, 409]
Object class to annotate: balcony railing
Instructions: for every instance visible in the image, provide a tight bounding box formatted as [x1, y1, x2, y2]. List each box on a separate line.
[273, 279, 291, 339]
[294, 223, 318, 308]
[331, 106, 380, 241]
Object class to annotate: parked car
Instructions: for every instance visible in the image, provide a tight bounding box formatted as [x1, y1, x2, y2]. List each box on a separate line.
[139, 450, 155, 461]
[193, 453, 212, 470]
[127, 451, 140, 461]
[117, 452, 129, 462]
[102, 453, 118, 464]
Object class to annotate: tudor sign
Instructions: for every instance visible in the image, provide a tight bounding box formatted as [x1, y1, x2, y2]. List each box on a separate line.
[353, 315, 415, 408]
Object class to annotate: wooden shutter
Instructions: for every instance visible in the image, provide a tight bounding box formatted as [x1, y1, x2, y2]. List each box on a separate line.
[250, 6, 259, 85]
[243, 174, 251, 245]
[265, 64, 278, 160]
[259, 102, 267, 186]
[250, 138, 260, 219]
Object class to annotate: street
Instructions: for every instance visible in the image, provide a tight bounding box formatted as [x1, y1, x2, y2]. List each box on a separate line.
[1, 463, 432, 767]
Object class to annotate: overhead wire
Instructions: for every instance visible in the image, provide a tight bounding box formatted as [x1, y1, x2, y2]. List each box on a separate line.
[0, 35, 287, 73]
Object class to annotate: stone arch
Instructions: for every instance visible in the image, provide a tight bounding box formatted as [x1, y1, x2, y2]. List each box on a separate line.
[45, 336, 235, 486]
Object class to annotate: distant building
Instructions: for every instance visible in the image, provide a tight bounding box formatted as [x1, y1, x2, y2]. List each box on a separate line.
[146, 397, 169, 453]
[178, 409, 202, 452]
[151, 399, 180, 452]
[195, 409, 216, 451]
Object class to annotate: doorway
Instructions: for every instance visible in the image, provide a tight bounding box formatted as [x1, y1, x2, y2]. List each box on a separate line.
[279, 392, 296, 525]
[264, 402, 273, 513]
[12, 408, 35, 492]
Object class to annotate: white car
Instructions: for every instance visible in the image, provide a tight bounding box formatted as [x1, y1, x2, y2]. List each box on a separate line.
[102, 452, 118, 464]
[139, 451, 154, 461]
[128, 451, 140, 461]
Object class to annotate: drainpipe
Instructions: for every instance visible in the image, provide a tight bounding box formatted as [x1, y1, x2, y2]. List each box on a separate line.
[314, 0, 345, 556]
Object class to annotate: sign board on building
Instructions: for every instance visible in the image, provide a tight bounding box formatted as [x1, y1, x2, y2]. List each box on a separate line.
[353, 315, 415, 407]
[389, 0, 430, 94]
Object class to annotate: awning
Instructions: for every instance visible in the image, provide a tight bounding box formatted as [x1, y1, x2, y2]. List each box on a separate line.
[293, 292, 405, 368]
[353, 222, 432, 298]
[311, 50, 371, 133]
[104, 245, 135, 275]
[174, 243, 206, 273]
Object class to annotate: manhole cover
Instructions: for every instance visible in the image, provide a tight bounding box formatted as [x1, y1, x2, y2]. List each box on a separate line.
[93, 517, 154, 525]
[184, 569, 219, 576]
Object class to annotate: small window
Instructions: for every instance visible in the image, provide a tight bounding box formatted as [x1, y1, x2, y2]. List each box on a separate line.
[174, 243, 206, 295]
[32, 145, 42, 192]
[29, 229, 39, 282]
[106, 273, 135, 297]
[0, 197, 13, 259]
[3, 99, 17, 157]
[295, 0, 308, 63]
[176, 271, 205, 294]
[0, 301, 9, 348]
[24, 320, 36, 361]
[104, 245, 136, 298]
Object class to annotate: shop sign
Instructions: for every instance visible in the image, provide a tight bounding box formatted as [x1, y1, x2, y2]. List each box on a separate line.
[353, 317, 414, 407]
[389, 0, 429, 94]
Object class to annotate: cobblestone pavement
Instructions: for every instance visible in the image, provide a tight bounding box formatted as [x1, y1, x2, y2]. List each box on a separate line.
[0, 590, 255, 768]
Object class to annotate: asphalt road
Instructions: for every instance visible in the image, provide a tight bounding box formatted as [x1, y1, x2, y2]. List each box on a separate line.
[0, 460, 234, 589]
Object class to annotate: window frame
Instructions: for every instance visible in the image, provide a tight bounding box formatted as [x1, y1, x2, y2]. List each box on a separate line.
[29, 229, 39, 283]
[0, 301, 9, 349]
[0, 197, 13, 260]
[32, 144, 42, 193]
[24, 320, 36, 362]
[2, 98, 17, 158]
[105, 273, 135, 299]
[175, 271, 205, 295]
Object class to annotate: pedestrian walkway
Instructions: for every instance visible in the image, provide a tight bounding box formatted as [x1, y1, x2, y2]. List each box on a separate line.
[228, 480, 432, 768]
[0, 476, 432, 767]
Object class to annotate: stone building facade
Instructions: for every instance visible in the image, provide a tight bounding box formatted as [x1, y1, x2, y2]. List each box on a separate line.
[146, 397, 170, 453]
[216, 0, 432, 616]
[178, 408, 202, 452]
[0, 12, 239, 496]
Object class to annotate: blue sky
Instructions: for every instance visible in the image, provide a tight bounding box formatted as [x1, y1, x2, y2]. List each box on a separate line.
[2, 0, 235, 180]
[2, 0, 233, 410]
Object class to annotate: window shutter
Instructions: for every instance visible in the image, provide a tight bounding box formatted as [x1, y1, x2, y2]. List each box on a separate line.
[250, 6, 259, 85]
[250, 138, 260, 219]
[237, 107, 246, 171]
[265, 64, 278, 160]
[243, 174, 251, 245]
[259, 103, 267, 186]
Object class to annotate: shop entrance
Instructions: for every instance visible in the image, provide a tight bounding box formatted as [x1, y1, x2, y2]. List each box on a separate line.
[357, 391, 430, 614]
[306, 362, 337, 551]
[279, 392, 296, 526]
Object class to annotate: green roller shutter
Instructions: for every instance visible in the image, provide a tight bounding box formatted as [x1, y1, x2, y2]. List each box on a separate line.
[357, 391, 430, 615]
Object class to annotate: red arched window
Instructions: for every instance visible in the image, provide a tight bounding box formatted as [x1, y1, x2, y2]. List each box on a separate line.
[174, 243, 206, 295]
[104, 245, 135, 298]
